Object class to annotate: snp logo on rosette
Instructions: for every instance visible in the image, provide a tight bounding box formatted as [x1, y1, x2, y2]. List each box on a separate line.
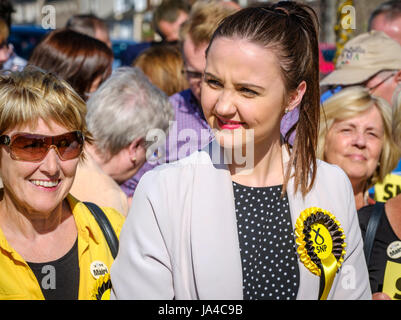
[295, 207, 347, 300]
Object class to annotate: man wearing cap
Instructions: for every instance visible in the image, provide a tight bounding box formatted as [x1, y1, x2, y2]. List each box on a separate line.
[320, 30, 401, 106]
[281, 30, 401, 146]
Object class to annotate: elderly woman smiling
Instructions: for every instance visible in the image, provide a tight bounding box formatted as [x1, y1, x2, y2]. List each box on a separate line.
[0, 67, 125, 300]
[317, 86, 400, 210]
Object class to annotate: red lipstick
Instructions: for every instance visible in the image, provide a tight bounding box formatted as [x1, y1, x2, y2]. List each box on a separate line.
[217, 117, 245, 130]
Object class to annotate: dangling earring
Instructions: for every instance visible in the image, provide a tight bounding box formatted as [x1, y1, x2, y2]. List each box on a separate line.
[131, 157, 136, 166]
[284, 107, 289, 114]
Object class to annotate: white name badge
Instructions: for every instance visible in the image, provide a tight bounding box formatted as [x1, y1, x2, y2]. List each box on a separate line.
[387, 241, 401, 259]
[90, 261, 109, 279]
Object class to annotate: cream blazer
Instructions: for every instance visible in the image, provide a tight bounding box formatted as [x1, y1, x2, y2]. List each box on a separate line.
[110, 141, 371, 300]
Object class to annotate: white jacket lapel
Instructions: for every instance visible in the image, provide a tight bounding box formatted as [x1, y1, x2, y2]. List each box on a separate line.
[190, 142, 243, 299]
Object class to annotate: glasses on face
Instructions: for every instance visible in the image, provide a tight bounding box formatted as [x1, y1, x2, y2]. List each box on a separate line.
[0, 131, 84, 162]
[182, 69, 203, 80]
[365, 71, 397, 94]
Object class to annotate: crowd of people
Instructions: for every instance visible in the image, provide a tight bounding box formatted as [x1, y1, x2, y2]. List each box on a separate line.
[0, 0, 400, 301]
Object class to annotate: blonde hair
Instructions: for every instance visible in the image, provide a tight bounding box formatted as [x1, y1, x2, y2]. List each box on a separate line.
[393, 89, 401, 149]
[0, 66, 93, 157]
[179, 0, 237, 48]
[134, 45, 188, 96]
[317, 86, 400, 188]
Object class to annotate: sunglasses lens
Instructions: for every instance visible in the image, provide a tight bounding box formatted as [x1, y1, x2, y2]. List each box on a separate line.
[54, 131, 84, 160]
[11, 134, 48, 161]
[9, 131, 83, 162]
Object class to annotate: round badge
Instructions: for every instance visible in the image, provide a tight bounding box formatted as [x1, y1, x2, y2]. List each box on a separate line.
[387, 241, 401, 259]
[90, 260, 109, 279]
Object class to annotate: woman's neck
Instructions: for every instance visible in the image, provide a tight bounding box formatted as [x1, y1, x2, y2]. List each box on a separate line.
[228, 137, 284, 188]
[351, 179, 368, 210]
[0, 191, 68, 241]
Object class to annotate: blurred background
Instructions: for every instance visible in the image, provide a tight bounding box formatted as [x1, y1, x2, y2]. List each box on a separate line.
[9, 0, 387, 68]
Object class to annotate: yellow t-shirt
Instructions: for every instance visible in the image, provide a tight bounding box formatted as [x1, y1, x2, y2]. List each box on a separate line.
[0, 194, 125, 300]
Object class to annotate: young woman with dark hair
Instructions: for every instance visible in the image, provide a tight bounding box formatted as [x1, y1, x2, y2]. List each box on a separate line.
[28, 28, 113, 101]
[110, 1, 371, 300]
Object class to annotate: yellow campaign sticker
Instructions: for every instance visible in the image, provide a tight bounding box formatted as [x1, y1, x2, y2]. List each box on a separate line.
[375, 174, 401, 202]
[311, 223, 333, 260]
[382, 260, 401, 300]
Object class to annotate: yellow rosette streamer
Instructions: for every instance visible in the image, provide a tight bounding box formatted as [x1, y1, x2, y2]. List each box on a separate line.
[92, 273, 113, 300]
[295, 207, 346, 300]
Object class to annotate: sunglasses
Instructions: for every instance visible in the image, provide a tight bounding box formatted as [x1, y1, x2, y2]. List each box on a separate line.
[0, 131, 84, 162]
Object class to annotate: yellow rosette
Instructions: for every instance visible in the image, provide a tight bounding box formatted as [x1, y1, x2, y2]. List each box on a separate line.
[295, 207, 346, 300]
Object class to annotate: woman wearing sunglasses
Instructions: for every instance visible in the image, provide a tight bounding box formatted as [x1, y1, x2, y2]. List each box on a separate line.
[0, 67, 125, 300]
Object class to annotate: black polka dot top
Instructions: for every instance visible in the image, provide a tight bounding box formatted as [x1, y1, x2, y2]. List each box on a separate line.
[233, 181, 300, 300]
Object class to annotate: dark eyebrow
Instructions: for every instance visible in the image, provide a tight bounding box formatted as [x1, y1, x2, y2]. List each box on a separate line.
[204, 72, 265, 90]
[235, 82, 265, 91]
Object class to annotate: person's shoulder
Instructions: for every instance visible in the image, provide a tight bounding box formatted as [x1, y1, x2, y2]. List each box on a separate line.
[169, 89, 192, 107]
[148, 149, 209, 174]
[139, 149, 212, 189]
[67, 194, 125, 234]
[357, 204, 375, 231]
[315, 159, 350, 182]
[100, 207, 126, 236]
[313, 160, 355, 201]
[72, 155, 129, 215]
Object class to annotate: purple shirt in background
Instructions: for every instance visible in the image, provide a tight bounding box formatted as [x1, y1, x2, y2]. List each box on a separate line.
[164, 89, 213, 163]
[120, 89, 214, 197]
[280, 107, 299, 145]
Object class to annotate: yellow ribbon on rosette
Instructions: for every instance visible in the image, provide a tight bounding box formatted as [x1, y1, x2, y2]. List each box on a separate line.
[295, 207, 346, 300]
[92, 273, 113, 300]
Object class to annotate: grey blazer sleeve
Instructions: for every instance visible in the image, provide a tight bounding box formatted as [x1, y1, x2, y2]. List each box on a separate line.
[328, 170, 372, 300]
[110, 171, 174, 300]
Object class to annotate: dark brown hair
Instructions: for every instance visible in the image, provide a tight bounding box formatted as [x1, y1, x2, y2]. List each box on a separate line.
[208, 1, 320, 197]
[28, 28, 113, 100]
[0, 0, 14, 29]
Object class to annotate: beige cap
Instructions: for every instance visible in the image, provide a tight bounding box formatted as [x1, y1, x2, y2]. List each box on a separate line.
[320, 31, 401, 86]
